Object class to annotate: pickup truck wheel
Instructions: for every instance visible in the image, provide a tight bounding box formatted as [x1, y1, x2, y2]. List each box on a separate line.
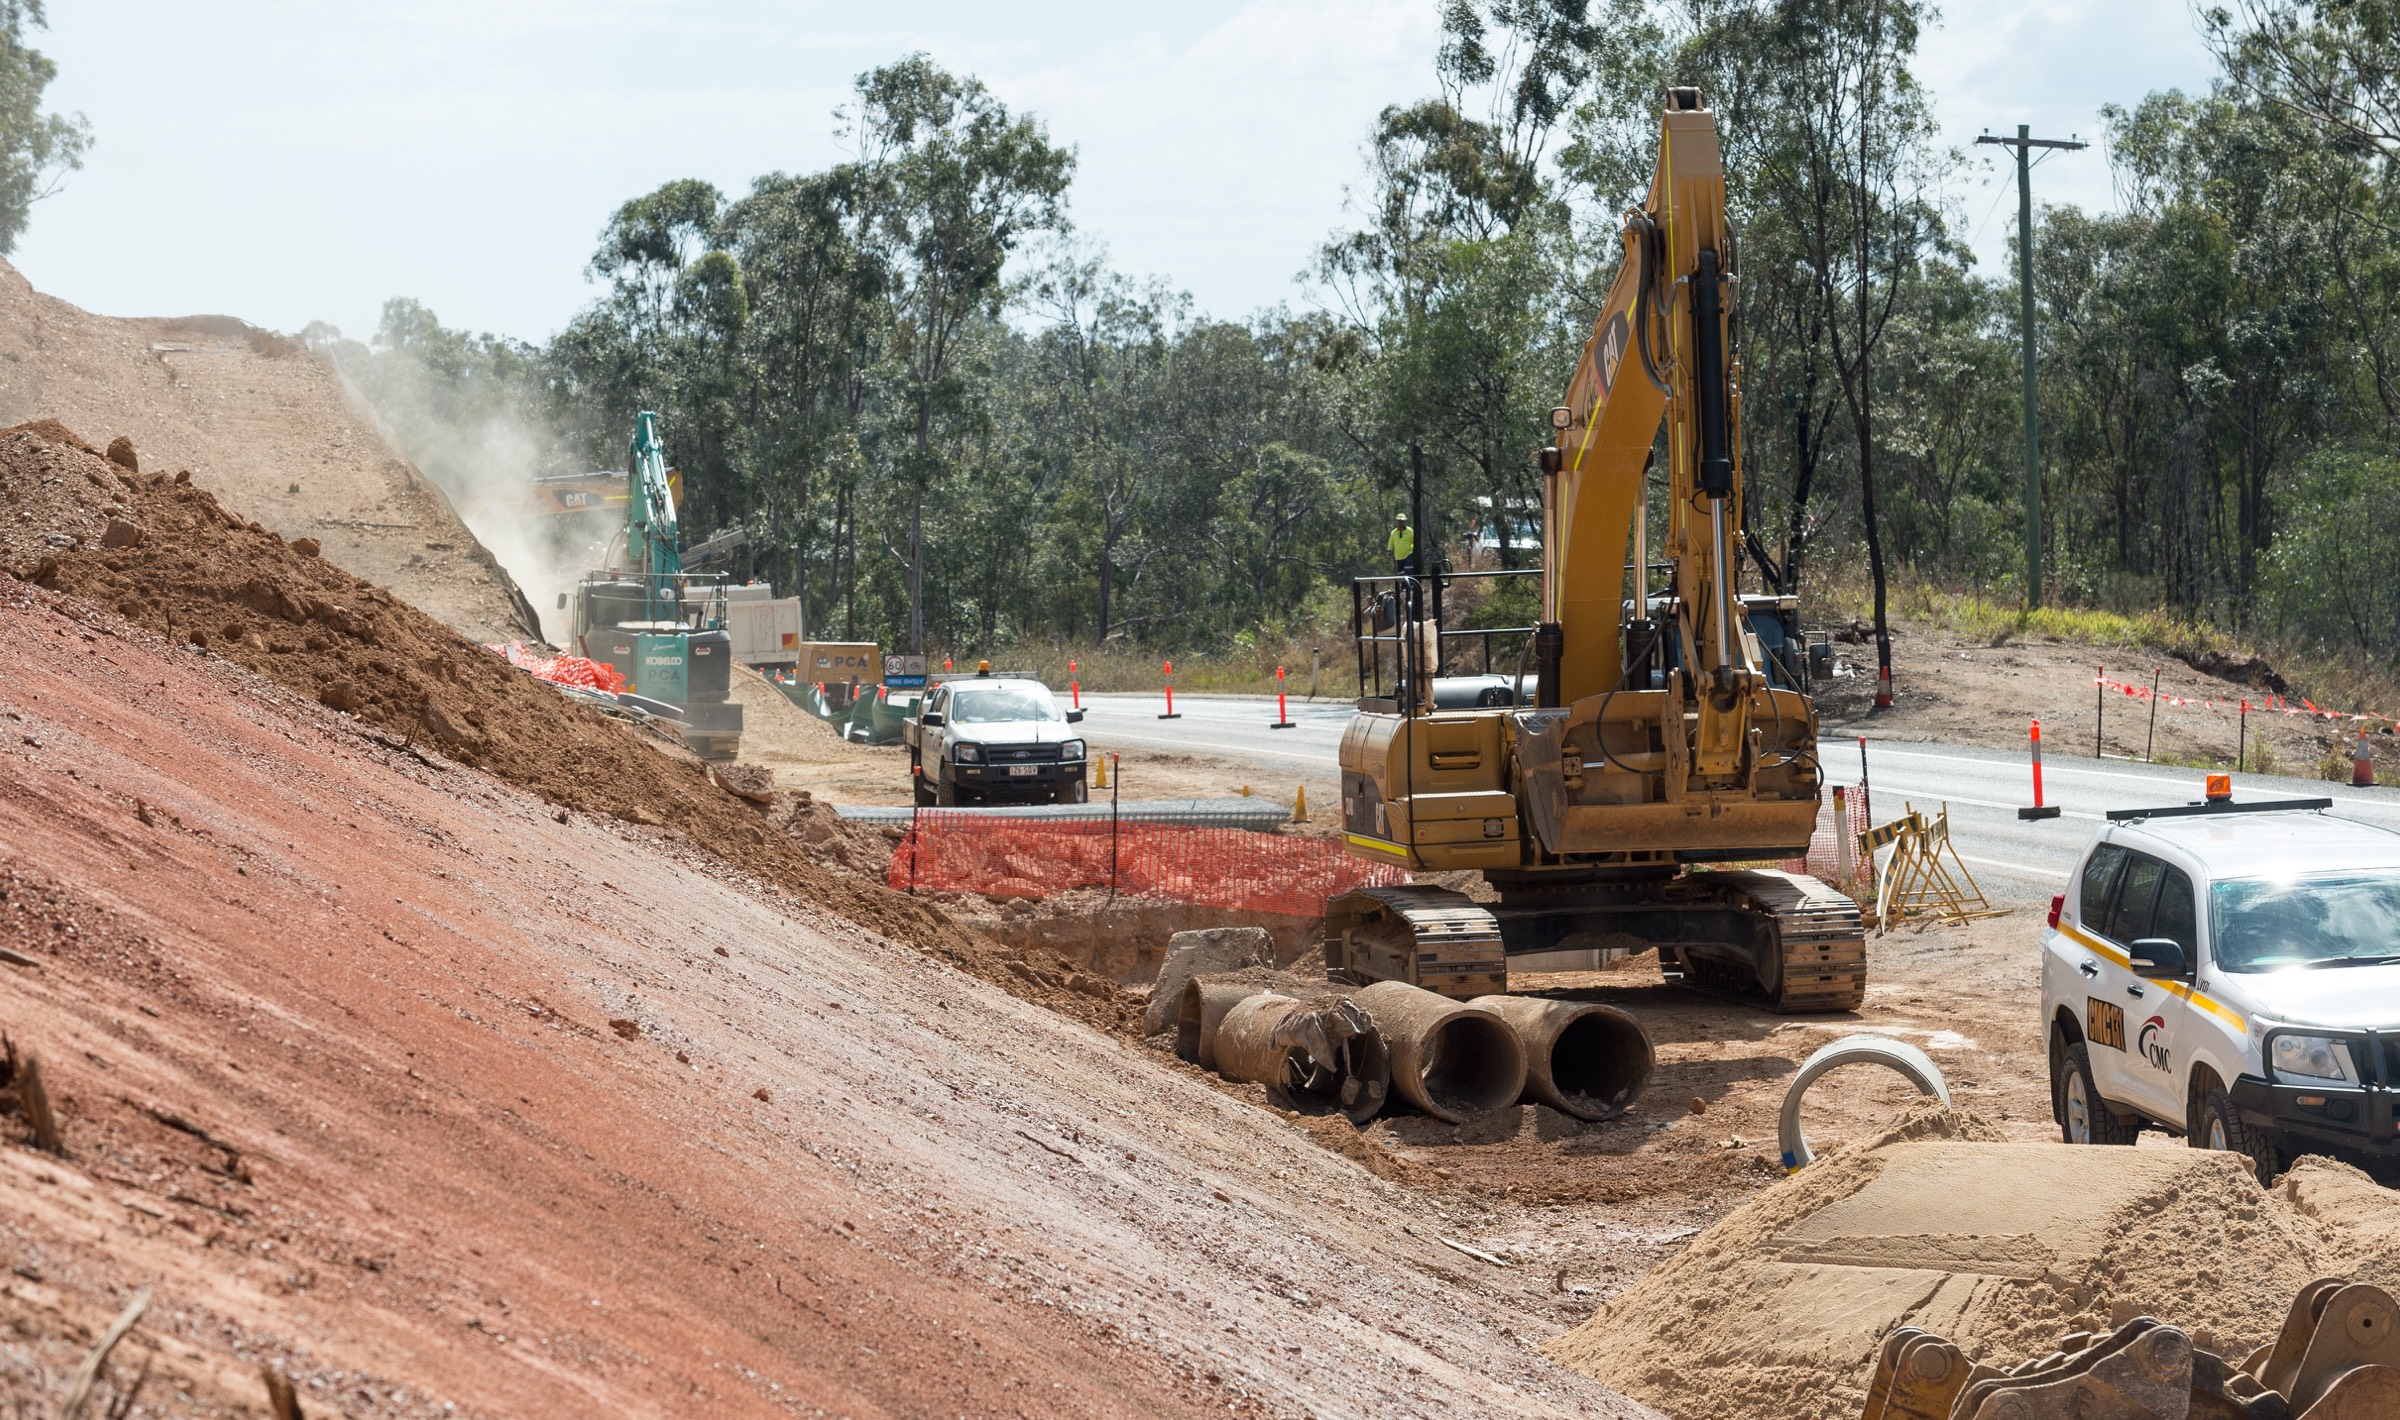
[2057, 1042, 2141, 1146]
[2195, 1086, 2280, 1185]
[1058, 776, 1088, 805]
[914, 777, 936, 807]
[935, 774, 958, 808]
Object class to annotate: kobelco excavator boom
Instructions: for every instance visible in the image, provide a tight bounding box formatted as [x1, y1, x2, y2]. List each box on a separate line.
[1330, 88, 1861, 1011]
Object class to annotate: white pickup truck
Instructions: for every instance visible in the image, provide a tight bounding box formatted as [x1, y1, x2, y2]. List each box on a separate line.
[2042, 781, 2400, 1183]
[903, 672, 1088, 808]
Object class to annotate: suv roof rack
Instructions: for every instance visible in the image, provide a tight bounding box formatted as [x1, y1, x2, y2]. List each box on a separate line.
[2107, 797, 2334, 823]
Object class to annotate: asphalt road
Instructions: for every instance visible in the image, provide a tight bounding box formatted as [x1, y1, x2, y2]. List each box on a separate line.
[1080, 692, 2400, 899]
[1077, 691, 1353, 770]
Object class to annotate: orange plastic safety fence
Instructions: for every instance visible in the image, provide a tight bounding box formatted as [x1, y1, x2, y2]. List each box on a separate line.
[1785, 786, 1875, 897]
[491, 641, 630, 694]
[888, 813, 1410, 917]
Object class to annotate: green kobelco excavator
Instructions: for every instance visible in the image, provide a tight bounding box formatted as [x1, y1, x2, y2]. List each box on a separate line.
[1327, 89, 1862, 1011]
[564, 412, 745, 761]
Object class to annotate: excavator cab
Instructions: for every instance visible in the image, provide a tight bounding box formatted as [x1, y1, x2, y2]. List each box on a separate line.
[1329, 90, 1863, 1013]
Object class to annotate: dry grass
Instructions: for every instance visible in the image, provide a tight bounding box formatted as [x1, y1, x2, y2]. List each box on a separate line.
[1808, 565, 2400, 729]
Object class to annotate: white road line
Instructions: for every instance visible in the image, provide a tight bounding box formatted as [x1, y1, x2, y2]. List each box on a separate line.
[1839, 783, 2106, 822]
[1954, 852, 2071, 881]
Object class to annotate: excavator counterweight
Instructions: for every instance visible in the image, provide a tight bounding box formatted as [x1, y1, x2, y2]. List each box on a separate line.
[1331, 89, 1862, 1012]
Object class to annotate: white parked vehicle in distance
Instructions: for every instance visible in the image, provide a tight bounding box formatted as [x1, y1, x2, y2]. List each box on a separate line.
[2040, 776, 2400, 1182]
[902, 667, 1088, 808]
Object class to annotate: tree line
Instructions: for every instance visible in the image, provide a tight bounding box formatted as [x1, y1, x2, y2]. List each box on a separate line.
[298, 0, 2400, 679]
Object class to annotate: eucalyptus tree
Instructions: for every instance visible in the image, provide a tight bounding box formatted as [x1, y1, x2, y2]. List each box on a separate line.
[0, 1, 86, 254]
[846, 54, 1074, 655]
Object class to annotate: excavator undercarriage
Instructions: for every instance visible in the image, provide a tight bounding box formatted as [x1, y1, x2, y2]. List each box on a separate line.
[1326, 872, 1864, 1011]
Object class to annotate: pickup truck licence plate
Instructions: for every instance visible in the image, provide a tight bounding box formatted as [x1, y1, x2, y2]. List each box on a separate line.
[1008, 764, 1039, 777]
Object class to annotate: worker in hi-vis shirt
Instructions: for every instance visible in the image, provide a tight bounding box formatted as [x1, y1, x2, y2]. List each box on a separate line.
[1388, 512, 1416, 573]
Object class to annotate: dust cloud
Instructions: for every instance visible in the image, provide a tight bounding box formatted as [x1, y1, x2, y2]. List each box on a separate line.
[322, 357, 610, 647]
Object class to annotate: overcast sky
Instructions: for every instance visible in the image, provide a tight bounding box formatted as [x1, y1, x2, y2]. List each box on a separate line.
[11, 1, 2219, 345]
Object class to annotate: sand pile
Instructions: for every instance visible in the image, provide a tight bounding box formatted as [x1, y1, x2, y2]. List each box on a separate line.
[0, 419, 1140, 1032]
[1548, 1102, 2351, 1420]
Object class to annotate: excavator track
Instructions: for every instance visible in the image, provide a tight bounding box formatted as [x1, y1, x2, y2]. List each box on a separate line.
[1684, 869, 1867, 1013]
[1325, 886, 1508, 998]
[1326, 871, 1865, 1011]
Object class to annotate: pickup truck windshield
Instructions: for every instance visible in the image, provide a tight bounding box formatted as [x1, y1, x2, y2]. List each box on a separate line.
[948, 687, 1062, 725]
[2210, 871, 2400, 972]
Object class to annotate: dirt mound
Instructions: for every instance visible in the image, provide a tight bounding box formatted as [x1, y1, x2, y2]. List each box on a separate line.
[0, 257, 533, 644]
[0, 419, 1135, 1032]
[1547, 1103, 2335, 1420]
[0, 574, 1655, 1418]
[2277, 1157, 2400, 1289]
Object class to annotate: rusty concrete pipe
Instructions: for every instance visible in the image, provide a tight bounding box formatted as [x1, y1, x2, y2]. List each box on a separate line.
[1470, 996, 1653, 1121]
[1352, 981, 1527, 1124]
[1175, 981, 1263, 1070]
[1212, 993, 1391, 1124]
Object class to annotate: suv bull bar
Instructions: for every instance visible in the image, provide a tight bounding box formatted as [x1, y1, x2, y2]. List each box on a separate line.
[2232, 1023, 2400, 1160]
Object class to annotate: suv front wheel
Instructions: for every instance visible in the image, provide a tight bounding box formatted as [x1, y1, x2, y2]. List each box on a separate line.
[2193, 1085, 2279, 1185]
[2055, 1040, 2141, 1146]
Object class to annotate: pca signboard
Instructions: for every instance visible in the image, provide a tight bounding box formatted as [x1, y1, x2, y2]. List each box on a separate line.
[885, 654, 928, 689]
[797, 642, 880, 685]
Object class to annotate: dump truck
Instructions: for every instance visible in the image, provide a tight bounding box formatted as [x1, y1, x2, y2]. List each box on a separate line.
[1328, 88, 1862, 1010]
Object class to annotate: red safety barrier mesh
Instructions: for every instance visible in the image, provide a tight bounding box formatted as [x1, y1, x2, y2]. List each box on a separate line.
[1786, 785, 1875, 897]
[888, 812, 1410, 916]
[490, 642, 630, 694]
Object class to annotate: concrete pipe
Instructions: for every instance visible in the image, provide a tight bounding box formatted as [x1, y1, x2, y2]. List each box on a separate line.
[1471, 996, 1653, 1121]
[1353, 981, 1527, 1124]
[1212, 993, 1392, 1124]
[1175, 981, 1263, 1070]
[1776, 1033, 1950, 1173]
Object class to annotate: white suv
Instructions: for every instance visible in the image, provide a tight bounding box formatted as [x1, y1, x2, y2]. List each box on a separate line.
[2042, 785, 2400, 1182]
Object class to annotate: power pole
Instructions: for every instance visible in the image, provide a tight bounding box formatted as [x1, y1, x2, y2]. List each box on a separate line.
[1975, 124, 2086, 611]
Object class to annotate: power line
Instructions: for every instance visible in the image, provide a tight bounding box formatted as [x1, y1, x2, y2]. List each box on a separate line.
[1975, 124, 2088, 613]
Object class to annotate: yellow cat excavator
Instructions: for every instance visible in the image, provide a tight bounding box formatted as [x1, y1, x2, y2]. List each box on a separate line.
[1327, 88, 1863, 1011]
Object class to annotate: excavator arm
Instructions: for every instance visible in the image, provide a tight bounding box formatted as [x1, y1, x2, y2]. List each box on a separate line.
[626, 410, 683, 620]
[1539, 87, 1748, 711]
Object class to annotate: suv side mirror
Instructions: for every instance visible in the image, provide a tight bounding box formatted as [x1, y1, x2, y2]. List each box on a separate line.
[2129, 939, 2189, 979]
[921, 711, 944, 727]
[1066, 708, 1084, 723]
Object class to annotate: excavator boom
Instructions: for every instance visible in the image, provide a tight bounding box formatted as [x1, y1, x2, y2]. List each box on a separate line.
[1545, 94, 1741, 703]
